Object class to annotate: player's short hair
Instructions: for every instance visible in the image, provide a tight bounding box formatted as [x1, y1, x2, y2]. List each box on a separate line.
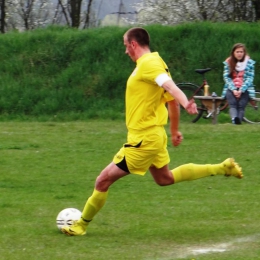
[125, 27, 150, 47]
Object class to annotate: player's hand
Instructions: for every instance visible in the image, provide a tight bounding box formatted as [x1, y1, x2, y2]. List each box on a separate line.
[171, 131, 183, 147]
[185, 99, 198, 114]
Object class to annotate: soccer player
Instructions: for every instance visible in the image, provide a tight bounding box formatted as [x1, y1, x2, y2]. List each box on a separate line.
[61, 27, 243, 236]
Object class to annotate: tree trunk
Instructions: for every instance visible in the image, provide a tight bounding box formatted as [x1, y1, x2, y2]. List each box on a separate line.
[84, 0, 94, 29]
[253, 0, 260, 21]
[0, 0, 6, 33]
[70, 0, 82, 28]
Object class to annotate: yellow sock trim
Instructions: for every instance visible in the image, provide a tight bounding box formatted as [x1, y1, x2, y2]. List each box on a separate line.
[80, 189, 108, 225]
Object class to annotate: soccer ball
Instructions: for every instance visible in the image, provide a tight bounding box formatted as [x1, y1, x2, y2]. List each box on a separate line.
[56, 208, 82, 230]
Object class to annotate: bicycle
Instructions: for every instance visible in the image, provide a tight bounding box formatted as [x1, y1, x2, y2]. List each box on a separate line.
[177, 68, 260, 124]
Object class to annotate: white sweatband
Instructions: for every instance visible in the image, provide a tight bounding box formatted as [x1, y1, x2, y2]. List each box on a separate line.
[155, 73, 171, 87]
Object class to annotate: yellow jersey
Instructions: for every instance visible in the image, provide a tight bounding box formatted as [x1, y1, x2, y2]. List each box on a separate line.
[125, 52, 173, 131]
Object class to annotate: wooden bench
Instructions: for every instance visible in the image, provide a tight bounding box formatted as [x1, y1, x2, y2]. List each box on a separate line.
[194, 96, 224, 124]
[194, 96, 260, 124]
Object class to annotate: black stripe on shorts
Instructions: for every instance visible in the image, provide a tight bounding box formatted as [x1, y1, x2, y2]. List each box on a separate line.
[116, 156, 130, 173]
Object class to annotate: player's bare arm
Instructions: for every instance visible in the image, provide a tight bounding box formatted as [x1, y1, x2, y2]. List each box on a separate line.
[167, 100, 183, 147]
[162, 79, 198, 115]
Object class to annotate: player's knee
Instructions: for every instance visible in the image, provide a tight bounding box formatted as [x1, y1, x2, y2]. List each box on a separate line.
[95, 174, 111, 191]
[154, 178, 174, 186]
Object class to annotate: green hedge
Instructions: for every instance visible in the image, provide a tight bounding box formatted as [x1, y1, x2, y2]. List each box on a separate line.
[0, 22, 259, 120]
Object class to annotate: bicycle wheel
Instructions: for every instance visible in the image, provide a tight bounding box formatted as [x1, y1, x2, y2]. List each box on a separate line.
[243, 90, 260, 124]
[219, 100, 229, 112]
[177, 83, 206, 123]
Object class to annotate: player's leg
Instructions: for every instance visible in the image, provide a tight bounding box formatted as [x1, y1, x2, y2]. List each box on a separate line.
[149, 164, 174, 186]
[61, 163, 129, 236]
[61, 128, 159, 236]
[150, 158, 243, 185]
[171, 158, 243, 183]
[81, 162, 129, 222]
[150, 125, 243, 184]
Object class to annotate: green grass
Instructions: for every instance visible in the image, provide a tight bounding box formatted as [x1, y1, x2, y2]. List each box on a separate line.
[0, 120, 260, 260]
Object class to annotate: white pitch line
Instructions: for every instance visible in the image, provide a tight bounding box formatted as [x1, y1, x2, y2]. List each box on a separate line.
[176, 233, 260, 259]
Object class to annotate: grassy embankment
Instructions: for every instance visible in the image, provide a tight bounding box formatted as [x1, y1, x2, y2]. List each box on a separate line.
[0, 22, 259, 122]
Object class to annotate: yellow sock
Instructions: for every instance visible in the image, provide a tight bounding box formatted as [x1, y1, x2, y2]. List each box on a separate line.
[79, 189, 108, 226]
[171, 163, 225, 184]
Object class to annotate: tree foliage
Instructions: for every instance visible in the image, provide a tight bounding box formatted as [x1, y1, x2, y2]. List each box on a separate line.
[0, 0, 259, 33]
[0, 0, 97, 32]
[134, 0, 258, 25]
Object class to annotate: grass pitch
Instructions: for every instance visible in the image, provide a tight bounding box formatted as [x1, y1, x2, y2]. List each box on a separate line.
[0, 121, 260, 260]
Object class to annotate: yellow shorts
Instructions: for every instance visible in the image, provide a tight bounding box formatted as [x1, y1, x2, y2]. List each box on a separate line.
[113, 126, 170, 175]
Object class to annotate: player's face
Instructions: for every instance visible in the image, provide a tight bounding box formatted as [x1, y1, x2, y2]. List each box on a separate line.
[234, 47, 245, 61]
[123, 35, 136, 62]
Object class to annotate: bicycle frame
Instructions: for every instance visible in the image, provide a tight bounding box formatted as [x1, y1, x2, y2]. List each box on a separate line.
[191, 68, 212, 97]
[177, 68, 260, 124]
